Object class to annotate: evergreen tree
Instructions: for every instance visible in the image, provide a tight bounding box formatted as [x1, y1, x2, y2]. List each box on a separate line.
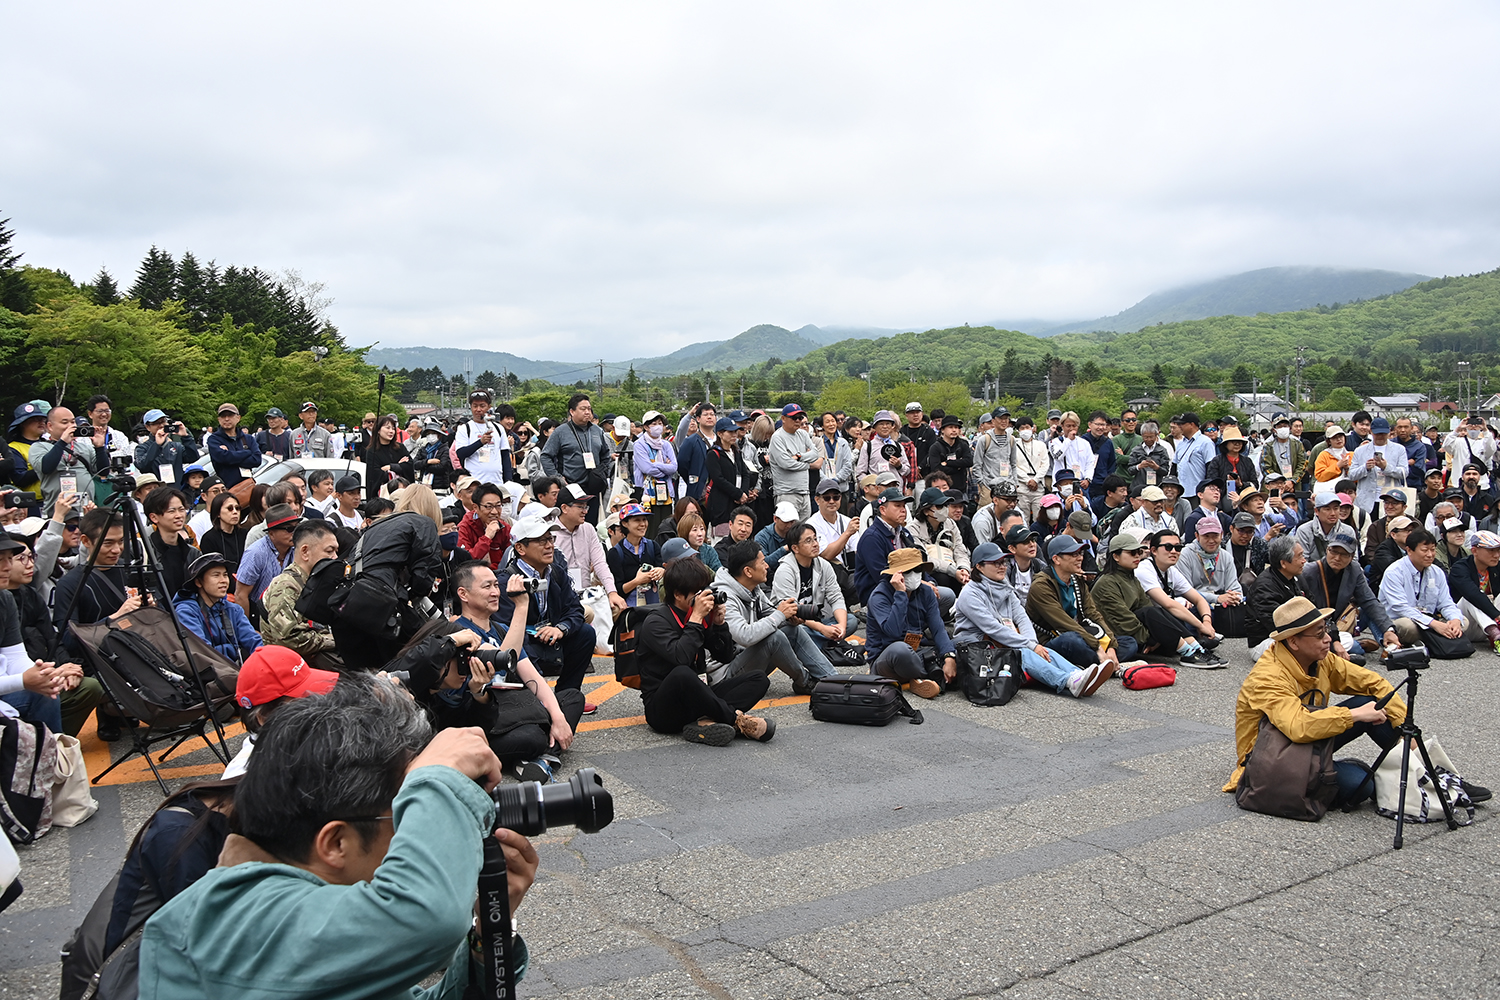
[623, 365, 641, 396]
[174, 251, 218, 331]
[0, 215, 35, 314]
[128, 246, 177, 309]
[89, 267, 121, 305]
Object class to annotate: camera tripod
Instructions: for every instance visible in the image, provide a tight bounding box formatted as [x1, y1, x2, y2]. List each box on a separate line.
[1369, 658, 1460, 849]
[50, 480, 231, 784]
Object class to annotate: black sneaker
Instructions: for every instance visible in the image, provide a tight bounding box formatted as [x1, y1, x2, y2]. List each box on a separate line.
[682, 720, 736, 747]
[1461, 779, 1492, 804]
[1179, 650, 1227, 669]
[516, 758, 557, 784]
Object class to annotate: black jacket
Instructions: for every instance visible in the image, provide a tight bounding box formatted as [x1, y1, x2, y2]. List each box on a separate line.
[1244, 566, 1302, 648]
[1449, 554, 1500, 621]
[634, 603, 737, 705]
[356, 511, 443, 603]
[1204, 445, 1259, 493]
[704, 444, 754, 525]
[1368, 537, 1406, 593]
[924, 437, 974, 493]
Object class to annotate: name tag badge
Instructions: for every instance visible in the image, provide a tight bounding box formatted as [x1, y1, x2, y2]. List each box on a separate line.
[1145, 470, 1157, 486]
[60, 475, 77, 495]
[735, 475, 742, 489]
[583, 452, 597, 470]
[159, 464, 175, 483]
[476, 447, 490, 464]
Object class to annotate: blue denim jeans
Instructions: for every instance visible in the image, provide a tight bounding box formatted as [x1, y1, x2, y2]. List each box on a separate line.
[1045, 631, 1140, 666]
[1, 691, 63, 734]
[1018, 646, 1080, 694]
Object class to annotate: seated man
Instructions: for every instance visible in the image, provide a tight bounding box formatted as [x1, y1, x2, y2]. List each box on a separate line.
[1223, 596, 1414, 812]
[634, 555, 774, 745]
[853, 486, 920, 605]
[1369, 514, 1414, 592]
[1025, 533, 1135, 670]
[496, 517, 598, 696]
[450, 560, 583, 782]
[1364, 488, 1412, 557]
[971, 481, 1017, 547]
[1121, 485, 1175, 538]
[1134, 529, 1227, 666]
[711, 540, 832, 695]
[260, 521, 343, 672]
[139, 675, 539, 995]
[1299, 528, 1398, 664]
[753, 501, 800, 574]
[233, 503, 301, 618]
[956, 542, 1111, 699]
[1226, 511, 1269, 587]
[173, 552, 262, 666]
[1449, 530, 1500, 652]
[770, 522, 849, 651]
[1178, 518, 1246, 638]
[1092, 532, 1221, 664]
[1181, 478, 1232, 540]
[1379, 526, 1470, 658]
[863, 548, 957, 699]
[52, 508, 141, 661]
[713, 505, 758, 565]
[908, 486, 971, 594]
[1245, 536, 1306, 661]
[1293, 491, 1346, 563]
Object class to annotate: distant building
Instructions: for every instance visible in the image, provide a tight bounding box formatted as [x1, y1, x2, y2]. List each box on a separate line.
[1125, 396, 1160, 409]
[1365, 394, 1427, 417]
[1231, 393, 1291, 424]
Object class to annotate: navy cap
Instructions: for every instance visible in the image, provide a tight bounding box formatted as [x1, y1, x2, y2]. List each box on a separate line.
[1046, 534, 1085, 558]
[714, 416, 738, 433]
[878, 488, 915, 505]
[781, 403, 806, 418]
[1379, 489, 1407, 503]
[1371, 417, 1391, 433]
[661, 537, 693, 562]
[917, 487, 948, 509]
[1004, 524, 1039, 547]
[1053, 468, 1077, 482]
[727, 409, 750, 422]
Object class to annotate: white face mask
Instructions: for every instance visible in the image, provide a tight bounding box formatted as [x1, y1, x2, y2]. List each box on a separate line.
[649, 424, 664, 439]
[1276, 427, 1290, 440]
[1058, 484, 1074, 497]
[902, 570, 923, 591]
[1046, 508, 1061, 521]
[1469, 429, 1483, 439]
[931, 507, 950, 522]
[1020, 428, 1034, 441]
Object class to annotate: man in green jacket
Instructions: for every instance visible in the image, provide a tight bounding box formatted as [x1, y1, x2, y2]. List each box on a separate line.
[139, 675, 538, 999]
[1091, 531, 1218, 663]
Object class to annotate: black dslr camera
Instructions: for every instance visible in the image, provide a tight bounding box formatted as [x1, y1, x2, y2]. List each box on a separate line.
[104, 455, 137, 494]
[470, 647, 518, 673]
[712, 589, 727, 605]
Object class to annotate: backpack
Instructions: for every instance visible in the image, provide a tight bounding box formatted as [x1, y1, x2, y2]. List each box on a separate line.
[610, 607, 651, 689]
[98, 628, 203, 712]
[297, 555, 353, 626]
[0, 715, 56, 844]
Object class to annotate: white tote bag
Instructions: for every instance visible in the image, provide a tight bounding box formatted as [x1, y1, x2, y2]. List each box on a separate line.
[1374, 736, 1473, 825]
[50, 734, 99, 828]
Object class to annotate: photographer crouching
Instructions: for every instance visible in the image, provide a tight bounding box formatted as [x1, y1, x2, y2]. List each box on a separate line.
[139, 673, 540, 997]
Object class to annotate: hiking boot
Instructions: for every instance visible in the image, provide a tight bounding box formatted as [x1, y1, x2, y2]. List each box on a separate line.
[682, 719, 736, 746]
[733, 711, 776, 742]
[906, 678, 941, 699]
[1461, 779, 1492, 804]
[1066, 661, 1111, 697]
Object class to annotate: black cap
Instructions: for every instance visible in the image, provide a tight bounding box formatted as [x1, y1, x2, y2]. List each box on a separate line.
[335, 474, 362, 493]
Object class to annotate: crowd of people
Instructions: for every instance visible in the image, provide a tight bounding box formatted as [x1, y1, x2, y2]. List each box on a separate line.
[4, 388, 1498, 995]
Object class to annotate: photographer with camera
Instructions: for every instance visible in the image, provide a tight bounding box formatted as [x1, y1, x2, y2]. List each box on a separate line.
[139, 673, 541, 997]
[134, 407, 203, 490]
[771, 520, 849, 652]
[1222, 596, 1479, 814]
[28, 405, 97, 512]
[637, 554, 776, 745]
[711, 539, 833, 696]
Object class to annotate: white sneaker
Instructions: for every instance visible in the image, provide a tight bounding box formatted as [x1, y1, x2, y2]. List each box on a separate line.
[1066, 661, 1110, 697]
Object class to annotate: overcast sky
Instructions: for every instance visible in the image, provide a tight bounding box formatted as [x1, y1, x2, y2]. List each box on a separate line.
[7, 3, 1499, 361]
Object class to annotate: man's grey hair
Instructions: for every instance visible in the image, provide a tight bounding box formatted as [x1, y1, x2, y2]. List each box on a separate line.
[1267, 535, 1298, 569]
[1140, 421, 1159, 435]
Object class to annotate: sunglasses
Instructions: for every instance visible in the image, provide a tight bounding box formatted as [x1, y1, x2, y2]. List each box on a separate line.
[1156, 543, 1184, 552]
[819, 493, 842, 501]
[1126, 547, 1149, 556]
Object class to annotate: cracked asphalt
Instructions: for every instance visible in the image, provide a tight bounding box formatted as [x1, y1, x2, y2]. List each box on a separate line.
[4, 643, 1498, 999]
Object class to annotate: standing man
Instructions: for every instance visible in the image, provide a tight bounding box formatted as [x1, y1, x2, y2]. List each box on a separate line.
[1445, 415, 1496, 486]
[133, 408, 201, 490]
[452, 389, 510, 486]
[541, 394, 611, 523]
[206, 403, 262, 489]
[1173, 412, 1215, 498]
[290, 402, 333, 459]
[675, 402, 718, 501]
[1081, 411, 1117, 501]
[925, 416, 974, 496]
[902, 402, 935, 463]
[1011, 417, 1052, 522]
[767, 403, 824, 520]
[29, 406, 97, 513]
[255, 407, 292, 462]
[82, 395, 132, 465]
[1392, 417, 1428, 490]
[1113, 410, 1142, 464]
[1348, 417, 1409, 514]
[972, 409, 1014, 504]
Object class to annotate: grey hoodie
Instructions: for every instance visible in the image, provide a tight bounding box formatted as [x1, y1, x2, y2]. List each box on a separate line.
[710, 566, 788, 652]
[953, 570, 1041, 651]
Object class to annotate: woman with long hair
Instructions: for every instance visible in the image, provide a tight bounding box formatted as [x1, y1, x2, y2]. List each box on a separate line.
[365, 414, 413, 500]
[675, 511, 722, 571]
[239, 482, 271, 530]
[198, 491, 250, 573]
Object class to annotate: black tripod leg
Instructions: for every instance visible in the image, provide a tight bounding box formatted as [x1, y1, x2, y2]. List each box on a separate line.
[1395, 731, 1415, 850]
[1413, 736, 1461, 830]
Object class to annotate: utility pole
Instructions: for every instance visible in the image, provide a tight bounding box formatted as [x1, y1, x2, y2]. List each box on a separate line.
[1294, 346, 1306, 412]
[500, 367, 508, 402]
[1044, 374, 1051, 411]
[597, 360, 605, 400]
[739, 381, 744, 410]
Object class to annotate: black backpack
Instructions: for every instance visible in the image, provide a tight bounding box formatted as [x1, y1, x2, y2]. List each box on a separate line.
[610, 607, 651, 689]
[296, 555, 353, 626]
[99, 629, 201, 711]
[808, 675, 924, 726]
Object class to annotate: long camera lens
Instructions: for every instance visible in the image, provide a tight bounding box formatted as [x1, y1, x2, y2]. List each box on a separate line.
[491, 767, 613, 836]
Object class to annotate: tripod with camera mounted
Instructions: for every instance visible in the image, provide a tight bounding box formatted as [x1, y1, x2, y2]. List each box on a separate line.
[1368, 647, 1460, 849]
[49, 463, 231, 783]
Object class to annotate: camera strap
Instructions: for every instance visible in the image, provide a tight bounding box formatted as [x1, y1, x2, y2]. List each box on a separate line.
[471, 835, 517, 999]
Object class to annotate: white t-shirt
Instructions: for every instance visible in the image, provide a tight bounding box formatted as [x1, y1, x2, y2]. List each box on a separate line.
[810, 510, 849, 551]
[330, 508, 365, 531]
[187, 509, 214, 541]
[1134, 560, 1193, 604]
[453, 418, 510, 484]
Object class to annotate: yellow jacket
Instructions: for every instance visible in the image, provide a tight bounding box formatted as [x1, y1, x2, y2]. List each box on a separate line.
[1222, 641, 1407, 792]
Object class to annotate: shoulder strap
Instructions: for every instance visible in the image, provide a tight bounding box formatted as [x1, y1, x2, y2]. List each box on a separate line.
[894, 685, 924, 725]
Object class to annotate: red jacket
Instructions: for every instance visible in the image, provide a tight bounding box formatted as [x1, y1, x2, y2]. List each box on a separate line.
[457, 512, 511, 568]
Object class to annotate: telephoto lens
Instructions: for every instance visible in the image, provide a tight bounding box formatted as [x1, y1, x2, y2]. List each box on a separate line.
[491, 767, 614, 836]
[1387, 647, 1430, 671]
[471, 647, 518, 672]
[796, 604, 821, 621]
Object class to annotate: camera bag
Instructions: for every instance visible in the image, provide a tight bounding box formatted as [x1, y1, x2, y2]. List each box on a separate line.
[1417, 624, 1474, 660]
[1234, 715, 1338, 821]
[954, 642, 1021, 706]
[610, 607, 651, 689]
[809, 674, 923, 726]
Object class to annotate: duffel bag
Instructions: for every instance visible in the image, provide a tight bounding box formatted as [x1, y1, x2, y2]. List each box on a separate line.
[809, 674, 923, 726]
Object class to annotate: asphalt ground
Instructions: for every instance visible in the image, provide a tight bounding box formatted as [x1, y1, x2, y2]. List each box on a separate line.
[4, 638, 1499, 1000]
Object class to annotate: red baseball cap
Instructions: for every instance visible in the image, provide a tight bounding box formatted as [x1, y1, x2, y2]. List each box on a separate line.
[236, 646, 338, 710]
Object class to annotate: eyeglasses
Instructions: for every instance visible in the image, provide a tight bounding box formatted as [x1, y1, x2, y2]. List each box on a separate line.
[819, 493, 842, 501]
[14, 553, 34, 562]
[1126, 547, 1149, 556]
[479, 503, 505, 511]
[1156, 543, 1184, 552]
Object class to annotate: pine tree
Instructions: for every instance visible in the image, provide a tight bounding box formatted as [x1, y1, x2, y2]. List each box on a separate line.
[0, 215, 35, 314]
[128, 246, 177, 309]
[174, 251, 218, 331]
[90, 267, 121, 305]
[623, 365, 641, 396]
